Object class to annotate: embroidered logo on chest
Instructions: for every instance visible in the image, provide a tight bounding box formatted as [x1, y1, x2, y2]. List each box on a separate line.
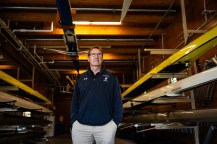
[103, 75, 109, 82]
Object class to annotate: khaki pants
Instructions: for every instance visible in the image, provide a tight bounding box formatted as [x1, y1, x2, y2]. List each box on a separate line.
[71, 120, 117, 144]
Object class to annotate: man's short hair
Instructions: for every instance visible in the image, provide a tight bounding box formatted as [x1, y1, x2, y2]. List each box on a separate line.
[88, 46, 103, 56]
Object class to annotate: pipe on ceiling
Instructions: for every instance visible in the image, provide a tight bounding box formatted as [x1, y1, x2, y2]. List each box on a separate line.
[0, 6, 176, 13]
[25, 38, 154, 41]
[12, 22, 53, 33]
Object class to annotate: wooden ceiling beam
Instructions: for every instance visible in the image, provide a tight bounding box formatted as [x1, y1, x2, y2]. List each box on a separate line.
[0, 65, 17, 69]
[13, 25, 165, 38]
[55, 68, 133, 75]
[40, 53, 139, 61]
[0, 0, 180, 7]
[46, 61, 135, 67]
[131, 0, 180, 6]
[1, 12, 56, 22]
[16, 26, 164, 36]
[36, 47, 149, 54]
[0, 0, 123, 6]
[27, 40, 155, 47]
[1, 12, 173, 24]
[72, 25, 163, 36]
[78, 41, 155, 47]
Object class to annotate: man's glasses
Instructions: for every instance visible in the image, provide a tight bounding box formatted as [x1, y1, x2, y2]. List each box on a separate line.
[89, 53, 102, 56]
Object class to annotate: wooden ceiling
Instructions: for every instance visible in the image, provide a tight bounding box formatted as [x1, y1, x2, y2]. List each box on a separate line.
[0, 0, 215, 87]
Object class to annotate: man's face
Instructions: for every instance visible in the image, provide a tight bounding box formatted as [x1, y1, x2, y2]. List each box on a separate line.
[88, 48, 103, 66]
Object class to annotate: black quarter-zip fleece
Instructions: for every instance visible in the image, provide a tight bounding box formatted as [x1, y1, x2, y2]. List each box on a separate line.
[70, 67, 123, 126]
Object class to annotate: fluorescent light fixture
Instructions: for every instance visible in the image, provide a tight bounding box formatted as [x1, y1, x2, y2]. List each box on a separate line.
[144, 48, 179, 54]
[73, 21, 122, 25]
[73, 21, 91, 25]
[92, 21, 121, 25]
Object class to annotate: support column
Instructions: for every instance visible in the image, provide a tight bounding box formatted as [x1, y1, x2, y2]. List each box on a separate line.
[181, 0, 188, 44]
[189, 61, 199, 144]
[138, 49, 141, 79]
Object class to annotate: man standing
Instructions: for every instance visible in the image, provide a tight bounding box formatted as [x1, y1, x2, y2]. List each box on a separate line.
[71, 46, 123, 144]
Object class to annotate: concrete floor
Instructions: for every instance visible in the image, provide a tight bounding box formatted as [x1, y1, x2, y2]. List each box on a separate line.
[37, 133, 136, 144]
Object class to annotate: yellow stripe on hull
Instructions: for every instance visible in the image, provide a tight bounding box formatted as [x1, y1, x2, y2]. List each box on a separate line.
[0, 70, 51, 104]
[122, 26, 217, 98]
